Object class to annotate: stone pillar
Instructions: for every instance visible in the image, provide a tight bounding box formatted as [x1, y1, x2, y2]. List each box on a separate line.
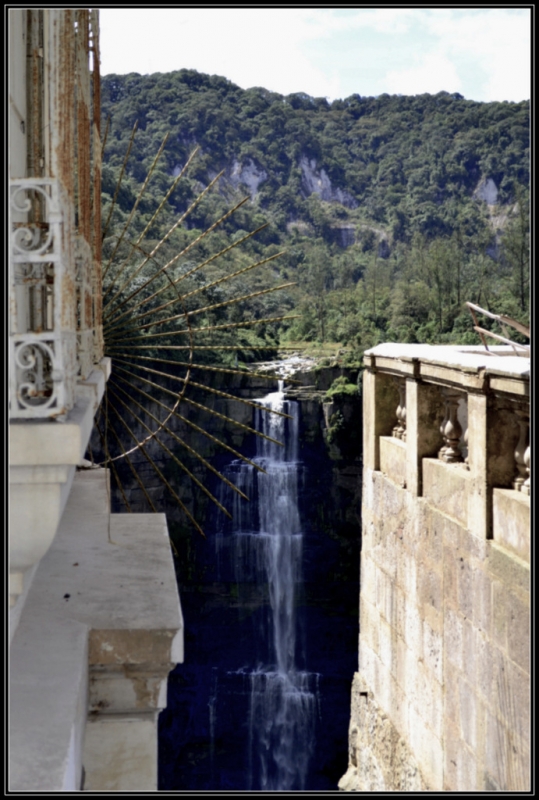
[363, 366, 399, 472]
[83, 658, 172, 791]
[467, 392, 489, 540]
[405, 380, 444, 497]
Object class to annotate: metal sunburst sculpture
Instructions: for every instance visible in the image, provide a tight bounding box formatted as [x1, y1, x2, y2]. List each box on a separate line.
[88, 125, 299, 536]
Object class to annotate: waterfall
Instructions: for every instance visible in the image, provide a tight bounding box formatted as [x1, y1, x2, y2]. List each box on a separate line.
[216, 381, 318, 791]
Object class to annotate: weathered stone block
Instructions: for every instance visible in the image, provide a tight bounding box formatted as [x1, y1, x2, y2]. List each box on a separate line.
[414, 661, 443, 740]
[456, 555, 475, 621]
[363, 370, 398, 471]
[378, 617, 393, 674]
[423, 458, 470, 527]
[83, 715, 158, 791]
[436, 507, 462, 550]
[408, 703, 443, 789]
[444, 607, 463, 672]
[458, 677, 477, 750]
[462, 618, 479, 686]
[506, 591, 530, 672]
[418, 563, 442, 615]
[471, 567, 492, 637]
[491, 650, 530, 742]
[360, 597, 379, 657]
[396, 547, 417, 605]
[491, 579, 507, 650]
[373, 526, 398, 580]
[379, 435, 406, 487]
[360, 555, 377, 605]
[443, 545, 459, 609]
[444, 664, 460, 729]
[406, 380, 445, 497]
[403, 601, 422, 657]
[493, 488, 530, 562]
[459, 526, 488, 562]
[416, 502, 443, 562]
[487, 541, 530, 596]
[358, 641, 377, 690]
[485, 710, 530, 791]
[422, 619, 443, 684]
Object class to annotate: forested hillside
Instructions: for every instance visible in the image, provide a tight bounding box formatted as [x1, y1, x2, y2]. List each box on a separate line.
[101, 69, 530, 357]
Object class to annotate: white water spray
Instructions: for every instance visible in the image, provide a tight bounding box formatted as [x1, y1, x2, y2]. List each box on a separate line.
[217, 381, 318, 790]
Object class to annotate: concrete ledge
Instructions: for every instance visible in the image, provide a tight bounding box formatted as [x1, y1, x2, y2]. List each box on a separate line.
[9, 469, 183, 792]
[83, 715, 158, 791]
[10, 610, 89, 791]
[9, 360, 111, 607]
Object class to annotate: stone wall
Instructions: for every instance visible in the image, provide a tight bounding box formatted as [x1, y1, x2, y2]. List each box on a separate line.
[340, 345, 530, 792]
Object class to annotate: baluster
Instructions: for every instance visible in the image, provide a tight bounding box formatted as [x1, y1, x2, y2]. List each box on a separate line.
[513, 405, 529, 491]
[392, 378, 406, 440]
[463, 424, 469, 470]
[522, 443, 530, 495]
[439, 388, 463, 463]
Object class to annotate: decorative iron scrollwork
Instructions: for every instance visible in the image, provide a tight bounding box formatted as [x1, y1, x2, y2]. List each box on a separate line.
[14, 340, 56, 409]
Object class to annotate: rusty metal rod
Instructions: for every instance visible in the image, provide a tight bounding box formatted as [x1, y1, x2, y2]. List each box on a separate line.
[104, 398, 206, 536]
[121, 222, 270, 321]
[112, 356, 291, 421]
[108, 383, 232, 518]
[104, 314, 300, 344]
[113, 370, 267, 474]
[106, 282, 297, 338]
[113, 364, 285, 445]
[121, 245, 281, 326]
[103, 146, 200, 300]
[105, 351, 299, 385]
[104, 411, 159, 513]
[103, 131, 169, 285]
[103, 170, 230, 314]
[110, 377, 249, 502]
[103, 190, 249, 322]
[101, 120, 138, 257]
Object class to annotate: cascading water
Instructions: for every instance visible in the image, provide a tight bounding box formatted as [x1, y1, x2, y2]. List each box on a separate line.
[216, 381, 318, 790]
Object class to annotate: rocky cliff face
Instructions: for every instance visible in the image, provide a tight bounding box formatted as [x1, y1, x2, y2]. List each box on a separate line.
[228, 158, 268, 201]
[299, 156, 358, 209]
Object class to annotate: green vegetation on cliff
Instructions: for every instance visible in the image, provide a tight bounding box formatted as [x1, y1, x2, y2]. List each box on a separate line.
[101, 70, 530, 356]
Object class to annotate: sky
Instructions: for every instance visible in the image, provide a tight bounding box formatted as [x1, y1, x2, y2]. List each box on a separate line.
[99, 7, 531, 104]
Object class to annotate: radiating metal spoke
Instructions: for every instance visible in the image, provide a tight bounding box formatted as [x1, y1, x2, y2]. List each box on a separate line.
[113, 370, 267, 474]
[108, 383, 232, 518]
[112, 356, 291, 422]
[110, 377, 249, 502]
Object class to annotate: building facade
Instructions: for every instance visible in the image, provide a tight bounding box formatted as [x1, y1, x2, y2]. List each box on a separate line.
[8, 10, 183, 790]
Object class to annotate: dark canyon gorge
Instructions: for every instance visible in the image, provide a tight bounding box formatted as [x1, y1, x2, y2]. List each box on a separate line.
[96, 365, 362, 790]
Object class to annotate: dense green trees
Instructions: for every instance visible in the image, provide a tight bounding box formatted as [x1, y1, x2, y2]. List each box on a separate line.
[100, 70, 530, 358]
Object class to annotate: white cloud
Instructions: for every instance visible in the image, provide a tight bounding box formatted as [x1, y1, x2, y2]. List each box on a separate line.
[99, 8, 530, 103]
[423, 8, 530, 101]
[100, 9, 340, 97]
[385, 52, 462, 97]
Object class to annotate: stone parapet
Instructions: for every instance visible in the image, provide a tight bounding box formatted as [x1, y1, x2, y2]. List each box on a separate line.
[9, 469, 183, 791]
[9, 358, 111, 612]
[341, 344, 530, 792]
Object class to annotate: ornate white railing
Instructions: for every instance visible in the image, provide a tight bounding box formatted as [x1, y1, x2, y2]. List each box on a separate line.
[9, 177, 77, 419]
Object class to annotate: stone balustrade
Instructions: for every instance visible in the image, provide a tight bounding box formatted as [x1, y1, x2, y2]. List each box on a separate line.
[363, 343, 530, 557]
[340, 343, 530, 793]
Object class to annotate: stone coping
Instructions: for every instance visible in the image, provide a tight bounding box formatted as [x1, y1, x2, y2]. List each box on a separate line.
[30, 469, 183, 654]
[364, 344, 529, 381]
[9, 468, 183, 791]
